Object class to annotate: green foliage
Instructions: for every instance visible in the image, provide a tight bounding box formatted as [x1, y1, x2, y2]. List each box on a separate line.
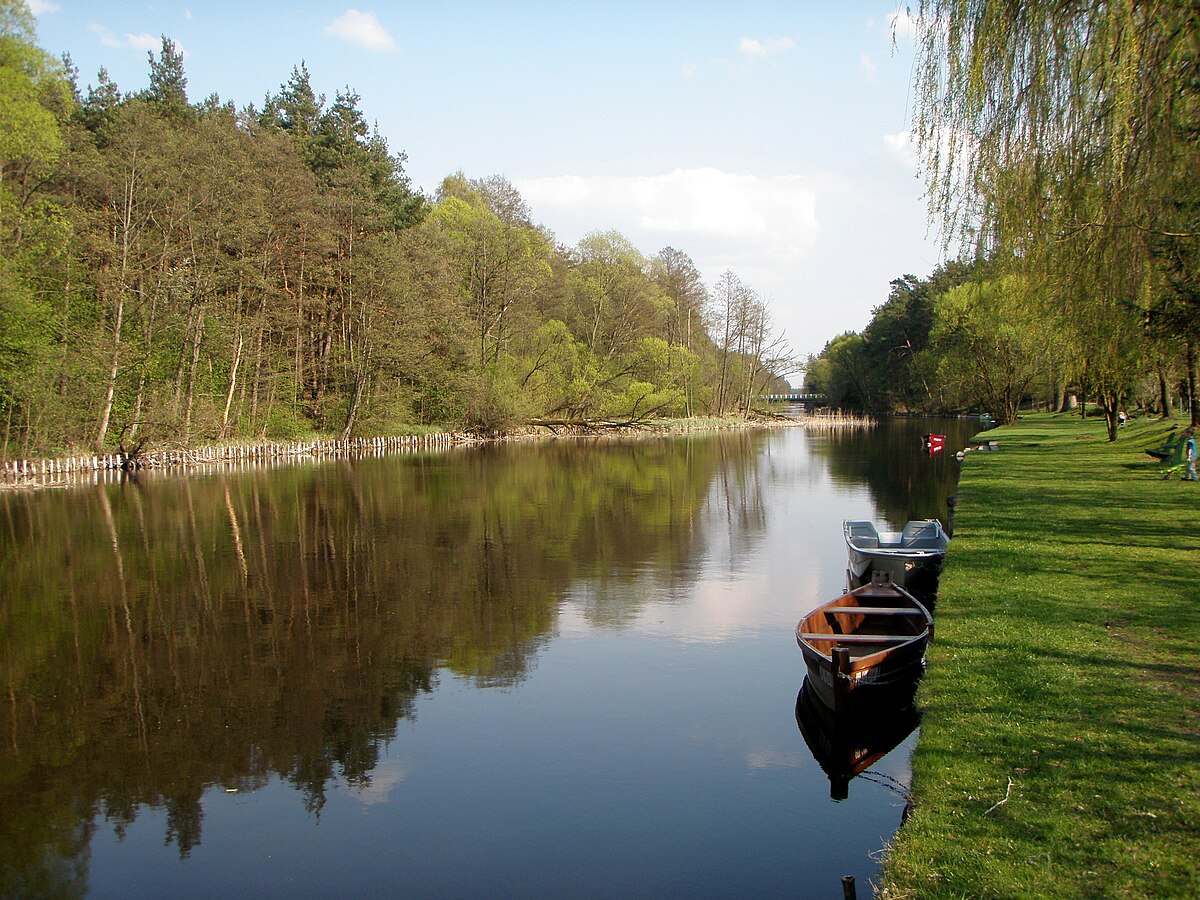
[261, 404, 318, 441]
[0, 260, 44, 392]
[820, 331, 872, 410]
[911, 0, 1199, 435]
[143, 37, 189, 120]
[0, 25, 795, 457]
[930, 275, 1049, 423]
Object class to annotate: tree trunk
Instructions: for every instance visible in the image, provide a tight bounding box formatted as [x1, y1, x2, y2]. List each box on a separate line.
[221, 329, 244, 439]
[182, 307, 205, 444]
[1187, 338, 1198, 427]
[1157, 365, 1171, 419]
[95, 288, 124, 451]
[249, 325, 264, 426]
[173, 300, 196, 414]
[1100, 390, 1120, 442]
[341, 374, 367, 440]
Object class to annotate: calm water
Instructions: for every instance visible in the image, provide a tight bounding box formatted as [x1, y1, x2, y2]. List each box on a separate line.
[0, 416, 980, 898]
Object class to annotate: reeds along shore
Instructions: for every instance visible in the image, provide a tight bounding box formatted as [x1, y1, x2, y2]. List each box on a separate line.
[794, 411, 874, 430]
[0, 412, 873, 490]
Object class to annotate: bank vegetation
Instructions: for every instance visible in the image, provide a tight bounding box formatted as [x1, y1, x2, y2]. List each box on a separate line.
[0, 3, 793, 461]
[804, 2, 1200, 443]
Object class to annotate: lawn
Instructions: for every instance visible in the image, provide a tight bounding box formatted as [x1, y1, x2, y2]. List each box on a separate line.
[880, 413, 1199, 898]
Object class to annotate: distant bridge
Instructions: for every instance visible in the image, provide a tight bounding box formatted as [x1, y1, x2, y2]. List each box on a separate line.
[760, 392, 829, 406]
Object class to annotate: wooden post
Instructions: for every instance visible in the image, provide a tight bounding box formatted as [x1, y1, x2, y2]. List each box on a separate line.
[832, 646, 851, 710]
[841, 875, 856, 900]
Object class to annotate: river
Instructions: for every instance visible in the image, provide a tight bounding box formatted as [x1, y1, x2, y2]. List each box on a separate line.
[0, 415, 981, 897]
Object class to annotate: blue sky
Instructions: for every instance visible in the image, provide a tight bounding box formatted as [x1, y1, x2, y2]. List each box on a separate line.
[28, 1, 944, 364]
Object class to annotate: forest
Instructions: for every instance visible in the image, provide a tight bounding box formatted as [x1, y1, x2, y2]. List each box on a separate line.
[0, 3, 791, 459]
[806, 1, 1200, 441]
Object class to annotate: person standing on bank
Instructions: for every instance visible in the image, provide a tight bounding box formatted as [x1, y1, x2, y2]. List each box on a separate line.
[1185, 428, 1198, 482]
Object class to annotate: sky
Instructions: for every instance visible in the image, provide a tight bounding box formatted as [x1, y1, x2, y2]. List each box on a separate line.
[27, 1, 947, 370]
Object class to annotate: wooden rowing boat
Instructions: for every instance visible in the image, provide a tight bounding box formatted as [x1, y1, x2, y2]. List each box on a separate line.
[795, 572, 932, 713]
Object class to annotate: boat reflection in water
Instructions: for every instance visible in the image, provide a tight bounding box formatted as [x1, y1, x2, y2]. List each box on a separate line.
[794, 680, 921, 801]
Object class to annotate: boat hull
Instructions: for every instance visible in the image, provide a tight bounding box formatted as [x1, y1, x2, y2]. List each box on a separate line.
[844, 519, 948, 590]
[845, 546, 945, 583]
[798, 633, 928, 712]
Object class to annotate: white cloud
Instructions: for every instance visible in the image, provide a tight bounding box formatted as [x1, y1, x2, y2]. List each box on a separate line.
[746, 748, 807, 770]
[87, 23, 177, 54]
[126, 32, 161, 52]
[87, 23, 121, 47]
[884, 129, 919, 170]
[517, 168, 820, 271]
[325, 9, 396, 53]
[515, 165, 943, 361]
[514, 167, 839, 357]
[887, 9, 919, 43]
[737, 36, 796, 58]
[860, 52, 878, 82]
[26, 0, 60, 14]
[350, 761, 407, 805]
[681, 61, 698, 78]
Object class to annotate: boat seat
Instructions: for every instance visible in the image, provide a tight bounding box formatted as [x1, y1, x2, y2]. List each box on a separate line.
[822, 607, 927, 617]
[797, 633, 914, 644]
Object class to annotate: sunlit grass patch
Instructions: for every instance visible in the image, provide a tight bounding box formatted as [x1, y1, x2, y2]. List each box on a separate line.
[881, 413, 1200, 899]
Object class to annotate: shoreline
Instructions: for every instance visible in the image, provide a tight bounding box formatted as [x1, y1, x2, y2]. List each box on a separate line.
[879, 413, 1198, 897]
[0, 411, 870, 492]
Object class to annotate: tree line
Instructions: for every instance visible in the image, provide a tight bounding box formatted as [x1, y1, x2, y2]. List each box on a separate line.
[0, 4, 791, 457]
[807, 1, 1200, 441]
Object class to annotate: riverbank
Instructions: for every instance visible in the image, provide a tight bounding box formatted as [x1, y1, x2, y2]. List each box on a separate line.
[0, 411, 868, 491]
[880, 414, 1199, 898]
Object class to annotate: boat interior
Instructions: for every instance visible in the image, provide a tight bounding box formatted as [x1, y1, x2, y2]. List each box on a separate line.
[845, 519, 945, 551]
[898, 520, 946, 549]
[798, 594, 929, 660]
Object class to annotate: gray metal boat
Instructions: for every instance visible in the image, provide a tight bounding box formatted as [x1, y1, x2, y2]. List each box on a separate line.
[843, 519, 948, 586]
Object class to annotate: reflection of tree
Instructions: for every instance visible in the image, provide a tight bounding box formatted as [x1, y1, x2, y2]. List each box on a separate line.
[0, 431, 771, 889]
[805, 418, 977, 525]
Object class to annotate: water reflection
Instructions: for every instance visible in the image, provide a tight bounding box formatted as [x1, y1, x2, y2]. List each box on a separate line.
[0, 419, 975, 895]
[794, 681, 921, 801]
[807, 416, 980, 526]
[0, 431, 775, 890]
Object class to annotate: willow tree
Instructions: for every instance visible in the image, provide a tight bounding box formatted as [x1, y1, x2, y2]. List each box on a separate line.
[912, 1, 1200, 436]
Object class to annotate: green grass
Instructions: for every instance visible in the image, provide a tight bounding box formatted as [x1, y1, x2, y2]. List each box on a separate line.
[880, 413, 1200, 899]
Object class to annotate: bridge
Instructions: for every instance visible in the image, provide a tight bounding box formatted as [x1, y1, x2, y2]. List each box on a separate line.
[760, 392, 829, 406]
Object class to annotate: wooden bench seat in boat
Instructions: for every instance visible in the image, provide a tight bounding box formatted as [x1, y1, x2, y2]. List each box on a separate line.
[796, 633, 914, 644]
[822, 607, 928, 617]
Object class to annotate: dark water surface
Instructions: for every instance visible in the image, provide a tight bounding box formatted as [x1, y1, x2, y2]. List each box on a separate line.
[0, 416, 981, 898]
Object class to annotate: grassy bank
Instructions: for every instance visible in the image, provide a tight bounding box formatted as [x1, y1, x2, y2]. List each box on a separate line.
[880, 414, 1199, 898]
